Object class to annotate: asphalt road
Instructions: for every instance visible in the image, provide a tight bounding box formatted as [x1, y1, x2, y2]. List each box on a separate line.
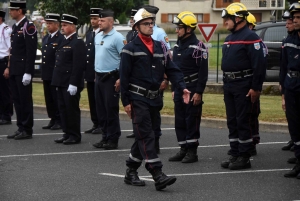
[0, 112, 299, 201]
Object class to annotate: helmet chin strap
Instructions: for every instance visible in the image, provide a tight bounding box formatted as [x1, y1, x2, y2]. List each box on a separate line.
[178, 26, 192, 40]
[229, 16, 244, 32]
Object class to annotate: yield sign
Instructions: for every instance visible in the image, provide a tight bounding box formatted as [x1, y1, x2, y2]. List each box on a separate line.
[197, 24, 218, 43]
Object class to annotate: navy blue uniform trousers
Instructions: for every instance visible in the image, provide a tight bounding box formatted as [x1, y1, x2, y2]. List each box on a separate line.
[223, 78, 259, 157]
[57, 87, 82, 141]
[0, 61, 13, 121]
[95, 74, 121, 142]
[86, 81, 99, 127]
[43, 80, 60, 124]
[126, 100, 163, 172]
[285, 89, 300, 159]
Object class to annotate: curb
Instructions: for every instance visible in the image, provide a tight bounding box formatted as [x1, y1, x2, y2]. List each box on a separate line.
[33, 105, 289, 134]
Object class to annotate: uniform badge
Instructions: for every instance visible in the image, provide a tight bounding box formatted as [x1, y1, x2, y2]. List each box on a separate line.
[164, 36, 169, 43]
[203, 52, 208, 59]
[100, 41, 104, 45]
[123, 40, 127, 45]
[254, 43, 260, 50]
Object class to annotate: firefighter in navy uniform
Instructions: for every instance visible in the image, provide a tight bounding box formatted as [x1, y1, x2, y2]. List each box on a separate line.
[168, 11, 208, 163]
[0, 10, 13, 125]
[41, 13, 64, 130]
[84, 8, 102, 134]
[52, 14, 86, 145]
[220, 3, 266, 170]
[7, 1, 37, 140]
[281, 2, 300, 179]
[120, 8, 190, 191]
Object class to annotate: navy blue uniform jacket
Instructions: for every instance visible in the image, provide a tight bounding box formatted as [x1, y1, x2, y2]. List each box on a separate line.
[222, 25, 266, 91]
[172, 33, 208, 100]
[280, 31, 300, 93]
[84, 30, 97, 82]
[41, 31, 64, 81]
[120, 36, 186, 107]
[10, 17, 37, 76]
[51, 33, 86, 88]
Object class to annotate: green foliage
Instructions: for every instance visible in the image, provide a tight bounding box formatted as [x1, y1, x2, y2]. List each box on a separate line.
[215, 27, 230, 34]
[118, 12, 127, 24]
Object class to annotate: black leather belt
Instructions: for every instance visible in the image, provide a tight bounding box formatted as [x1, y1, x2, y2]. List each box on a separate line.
[223, 69, 253, 80]
[184, 73, 198, 84]
[287, 70, 300, 78]
[129, 84, 159, 99]
[96, 72, 106, 76]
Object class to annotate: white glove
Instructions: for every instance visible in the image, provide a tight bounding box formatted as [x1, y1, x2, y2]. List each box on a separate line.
[22, 73, 32, 86]
[67, 84, 77, 96]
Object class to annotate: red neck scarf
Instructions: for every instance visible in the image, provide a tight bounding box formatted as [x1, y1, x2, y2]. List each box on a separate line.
[138, 33, 153, 54]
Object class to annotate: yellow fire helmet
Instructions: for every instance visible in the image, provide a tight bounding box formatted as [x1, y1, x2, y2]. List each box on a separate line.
[222, 2, 249, 18]
[289, 1, 300, 14]
[172, 11, 197, 28]
[246, 12, 256, 27]
[133, 8, 155, 29]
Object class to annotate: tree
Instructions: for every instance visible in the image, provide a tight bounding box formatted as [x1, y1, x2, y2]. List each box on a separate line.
[37, 0, 137, 26]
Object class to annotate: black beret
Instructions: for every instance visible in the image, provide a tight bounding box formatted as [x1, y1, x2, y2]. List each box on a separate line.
[61, 14, 78, 25]
[99, 9, 114, 18]
[90, 8, 102, 16]
[140, 5, 159, 14]
[9, 1, 26, 9]
[45, 13, 60, 22]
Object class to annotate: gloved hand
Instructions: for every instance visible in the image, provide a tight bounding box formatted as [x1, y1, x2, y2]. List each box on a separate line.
[67, 84, 77, 96]
[22, 73, 31, 86]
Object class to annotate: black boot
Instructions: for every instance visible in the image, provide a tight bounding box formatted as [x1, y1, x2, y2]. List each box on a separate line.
[155, 137, 160, 154]
[151, 169, 176, 191]
[124, 168, 145, 186]
[221, 155, 238, 168]
[282, 140, 294, 151]
[228, 156, 251, 170]
[284, 160, 300, 178]
[169, 148, 187, 161]
[182, 148, 198, 163]
[287, 157, 298, 164]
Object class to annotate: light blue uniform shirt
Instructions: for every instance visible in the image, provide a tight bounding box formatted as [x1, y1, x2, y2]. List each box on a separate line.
[94, 27, 125, 73]
[152, 25, 171, 50]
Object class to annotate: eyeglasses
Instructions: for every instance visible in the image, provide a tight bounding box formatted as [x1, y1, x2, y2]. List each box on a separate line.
[140, 21, 154, 26]
[175, 27, 184, 30]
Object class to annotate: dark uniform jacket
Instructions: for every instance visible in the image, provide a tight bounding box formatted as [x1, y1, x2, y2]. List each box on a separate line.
[10, 17, 37, 76]
[222, 25, 266, 91]
[51, 33, 86, 88]
[120, 35, 186, 107]
[280, 31, 300, 93]
[172, 33, 208, 100]
[41, 31, 64, 81]
[84, 29, 97, 82]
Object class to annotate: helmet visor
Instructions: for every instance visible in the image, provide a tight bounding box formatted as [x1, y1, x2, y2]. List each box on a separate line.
[221, 9, 228, 18]
[172, 16, 180, 24]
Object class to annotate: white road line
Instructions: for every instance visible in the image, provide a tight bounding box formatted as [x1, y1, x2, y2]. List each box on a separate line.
[99, 169, 290, 181]
[0, 142, 288, 158]
[99, 173, 153, 182]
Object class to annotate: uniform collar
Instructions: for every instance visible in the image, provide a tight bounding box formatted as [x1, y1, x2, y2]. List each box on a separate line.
[93, 28, 100, 34]
[65, 32, 76, 39]
[101, 27, 116, 36]
[49, 30, 59, 38]
[16, 16, 26, 26]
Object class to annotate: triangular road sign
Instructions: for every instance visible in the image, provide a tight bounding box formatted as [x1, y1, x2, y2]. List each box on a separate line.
[197, 24, 218, 43]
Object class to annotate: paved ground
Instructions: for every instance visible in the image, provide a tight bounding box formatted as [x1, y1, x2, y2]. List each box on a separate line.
[0, 113, 299, 201]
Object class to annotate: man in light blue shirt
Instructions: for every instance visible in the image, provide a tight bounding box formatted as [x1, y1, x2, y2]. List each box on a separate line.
[93, 9, 125, 150]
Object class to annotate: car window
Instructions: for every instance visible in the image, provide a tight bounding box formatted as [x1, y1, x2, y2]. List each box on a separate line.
[263, 26, 287, 42]
[255, 29, 263, 37]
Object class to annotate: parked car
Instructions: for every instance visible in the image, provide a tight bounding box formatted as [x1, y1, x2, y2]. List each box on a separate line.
[254, 21, 287, 82]
[114, 25, 132, 38]
[34, 49, 42, 77]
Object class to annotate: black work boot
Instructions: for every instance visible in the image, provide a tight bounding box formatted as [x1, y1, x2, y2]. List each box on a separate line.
[182, 148, 198, 163]
[282, 140, 294, 150]
[221, 155, 238, 168]
[284, 160, 300, 178]
[169, 148, 187, 161]
[151, 169, 176, 191]
[155, 137, 160, 154]
[124, 168, 145, 186]
[228, 156, 251, 170]
[92, 140, 107, 148]
[287, 157, 298, 164]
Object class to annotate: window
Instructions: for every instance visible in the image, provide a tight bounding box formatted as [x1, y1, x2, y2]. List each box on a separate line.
[263, 26, 287, 42]
[166, 13, 203, 23]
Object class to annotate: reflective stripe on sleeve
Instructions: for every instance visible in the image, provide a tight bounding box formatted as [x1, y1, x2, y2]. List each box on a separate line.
[223, 39, 262, 45]
[284, 43, 300, 49]
[121, 49, 147, 56]
[189, 45, 207, 52]
[153, 53, 164, 58]
[186, 139, 198, 143]
[178, 141, 187, 145]
[229, 138, 239, 142]
[129, 153, 142, 163]
[238, 139, 253, 143]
